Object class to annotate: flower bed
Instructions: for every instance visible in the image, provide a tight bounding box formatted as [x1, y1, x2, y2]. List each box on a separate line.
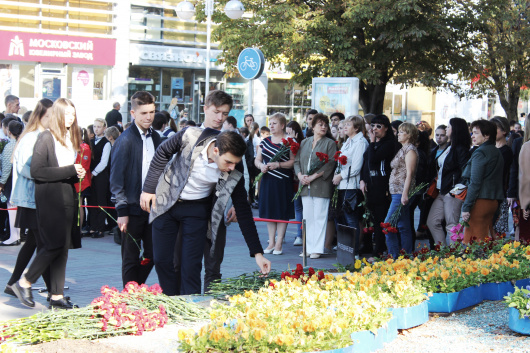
[505, 285, 530, 335]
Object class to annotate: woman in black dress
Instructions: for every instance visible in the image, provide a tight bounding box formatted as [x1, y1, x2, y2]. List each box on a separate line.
[12, 98, 85, 309]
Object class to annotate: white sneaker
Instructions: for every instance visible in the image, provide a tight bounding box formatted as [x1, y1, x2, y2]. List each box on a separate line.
[293, 237, 302, 246]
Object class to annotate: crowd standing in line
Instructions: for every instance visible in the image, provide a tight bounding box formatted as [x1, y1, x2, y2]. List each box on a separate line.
[2, 89, 530, 308]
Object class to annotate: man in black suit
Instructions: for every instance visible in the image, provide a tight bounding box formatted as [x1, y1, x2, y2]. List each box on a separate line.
[105, 102, 122, 128]
[110, 92, 161, 287]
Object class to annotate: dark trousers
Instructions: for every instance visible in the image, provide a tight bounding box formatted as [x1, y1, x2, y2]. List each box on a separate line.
[152, 199, 209, 295]
[121, 213, 153, 287]
[89, 173, 109, 232]
[366, 193, 390, 257]
[203, 224, 227, 292]
[25, 225, 71, 296]
[8, 228, 51, 289]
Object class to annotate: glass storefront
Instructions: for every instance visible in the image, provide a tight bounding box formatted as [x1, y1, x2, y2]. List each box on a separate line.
[267, 79, 311, 124]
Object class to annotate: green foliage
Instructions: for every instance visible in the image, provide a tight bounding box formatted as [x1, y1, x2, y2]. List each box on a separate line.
[454, 0, 530, 121]
[206, 0, 477, 114]
[505, 285, 530, 319]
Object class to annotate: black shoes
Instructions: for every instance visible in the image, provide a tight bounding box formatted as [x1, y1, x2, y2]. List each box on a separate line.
[4, 284, 16, 297]
[11, 282, 35, 308]
[49, 297, 78, 310]
[0, 240, 21, 246]
[91, 231, 104, 238]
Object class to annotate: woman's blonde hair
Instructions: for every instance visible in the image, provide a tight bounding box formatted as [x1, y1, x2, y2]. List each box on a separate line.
[49, 98, 81, 152]
[345, 115, 366, 137]
[398, 122, 419, 145]
[269, 113, 287, 132]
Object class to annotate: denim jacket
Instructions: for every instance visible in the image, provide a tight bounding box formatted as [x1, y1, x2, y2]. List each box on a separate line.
[10, 130, 40, 208]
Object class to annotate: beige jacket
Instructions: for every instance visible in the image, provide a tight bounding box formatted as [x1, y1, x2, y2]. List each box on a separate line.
[294, 136, 337, 198]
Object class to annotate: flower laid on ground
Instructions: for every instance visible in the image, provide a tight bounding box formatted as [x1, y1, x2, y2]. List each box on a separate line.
[253, 137, 299, 187]
[505, 285, 530, 319]
[206, 271, 284, 299]
[292, 152, 330, 201]
[331, 151, 348, 208]
[0, 282, 208, 345]
[280, 264, 325, 284]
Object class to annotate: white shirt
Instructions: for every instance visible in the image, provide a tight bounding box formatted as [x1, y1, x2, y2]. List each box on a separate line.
[437, 146, 451, 189]
[53, 132, 75, 167]
[91, 135, 111, 176]
[135, 122, 155, 187]
[180, 139, 221, 200]
[337, 133, 369, 190]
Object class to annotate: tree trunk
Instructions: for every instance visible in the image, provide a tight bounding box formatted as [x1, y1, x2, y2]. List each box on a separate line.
[498, 85, 520, 122]
[359, 82, 387, 115]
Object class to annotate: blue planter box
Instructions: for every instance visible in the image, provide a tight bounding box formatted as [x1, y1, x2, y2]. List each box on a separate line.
[482, 281, 514, 301]
[515, 278, 530, 288]
[389, 301, 429, 329]
[381, 314, 398, 343]
[508, 307, 530, 335]
[349, 328, 384, 353]
[427, 285, 482, 313]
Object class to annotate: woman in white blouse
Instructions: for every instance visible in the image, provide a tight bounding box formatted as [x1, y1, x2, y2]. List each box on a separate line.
[12, 98, 86, 310]
[332, 115, 369, 257]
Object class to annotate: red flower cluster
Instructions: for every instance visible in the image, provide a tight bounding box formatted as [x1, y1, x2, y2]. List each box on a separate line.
[282, 137, 300, 156]
[90, 282, 167, 336]
[333, 151, 347, 165]
[140, 258, 152, 266]
[380, 222, 398, 234]
[278, 264, 325, 284]
[362, 226, 375, 234]
[316, 152, 329, 163]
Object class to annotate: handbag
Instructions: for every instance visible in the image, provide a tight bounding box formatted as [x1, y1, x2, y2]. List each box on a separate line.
[450, 184, 467, 201]
[425, 178, 439, 199]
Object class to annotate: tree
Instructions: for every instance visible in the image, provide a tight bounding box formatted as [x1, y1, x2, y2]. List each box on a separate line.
[203, 0, 477, 115]
[455, 0, 530, 122]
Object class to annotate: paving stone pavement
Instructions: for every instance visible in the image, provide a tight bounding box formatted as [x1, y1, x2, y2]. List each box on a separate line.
[0, 209, 339, 321]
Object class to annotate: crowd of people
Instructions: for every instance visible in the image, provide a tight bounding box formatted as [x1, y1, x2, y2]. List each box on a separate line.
[1, 89, 529, 309]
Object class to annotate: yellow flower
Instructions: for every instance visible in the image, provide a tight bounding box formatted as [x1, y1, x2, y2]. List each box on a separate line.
[253, 328, 266, 341]
[481, 268, 490, 276]
[247, 308, 258, 320]
[354, 259, 362, 269]
[440, 270, 450, 281]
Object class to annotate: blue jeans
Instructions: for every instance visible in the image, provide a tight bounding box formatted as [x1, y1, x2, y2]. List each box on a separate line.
[294, 195, 303, 239]
[384, 194, 413, 258]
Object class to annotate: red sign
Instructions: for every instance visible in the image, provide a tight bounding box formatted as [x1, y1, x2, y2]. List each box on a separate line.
[0, 31, 116, 66]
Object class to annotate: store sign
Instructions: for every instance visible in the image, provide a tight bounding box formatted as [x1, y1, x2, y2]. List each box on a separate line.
[0, 31, 116, 66]
[129, 43, 223, 69]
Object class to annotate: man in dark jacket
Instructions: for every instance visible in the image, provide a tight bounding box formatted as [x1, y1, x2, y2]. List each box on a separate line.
[110, 92, 161, 287]
[140, 129, 270, 295]
[105, 102, 122, 128]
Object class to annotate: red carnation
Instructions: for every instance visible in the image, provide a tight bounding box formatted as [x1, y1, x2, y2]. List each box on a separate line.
[308, 267, 316, 277]
[282, 138, 289, 146]
[317, 270, 325, 280]
[333, 151, 341, 161]
[140, 258, 152, 266]
[338, 155, 347, 165]
[368, 227, 374, 232]
[290, 142, 300, 155]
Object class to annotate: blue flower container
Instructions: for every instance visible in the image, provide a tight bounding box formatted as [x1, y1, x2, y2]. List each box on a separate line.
[427, 285, 482, 313]
[381, 314, 398, 343]
[515, 278, 530, 288]
[508, 307, 530, 335]
[481, 281, 514, 301]
[389, 301, 429, 329]
[349, 327, 385, 353]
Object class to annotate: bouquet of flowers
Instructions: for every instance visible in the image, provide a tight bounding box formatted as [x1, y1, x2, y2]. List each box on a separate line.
[380, 182, 428, 235]
[450, 220, 469, 242]
[292, 152, 330, 201]
[253, 137, 299, 187]
[331, 151, 348, 208]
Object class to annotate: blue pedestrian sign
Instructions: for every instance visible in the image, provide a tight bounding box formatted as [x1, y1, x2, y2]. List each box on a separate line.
[237, 48, 264, 80]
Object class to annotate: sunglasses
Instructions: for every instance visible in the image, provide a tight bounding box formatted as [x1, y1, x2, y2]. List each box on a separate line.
[371, 123, 383, 129]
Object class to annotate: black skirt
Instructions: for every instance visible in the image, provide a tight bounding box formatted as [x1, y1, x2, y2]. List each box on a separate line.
[15, 206, 38, 230]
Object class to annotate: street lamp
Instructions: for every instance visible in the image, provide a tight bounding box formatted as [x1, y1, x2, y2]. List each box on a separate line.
[176, 0, 245, 100]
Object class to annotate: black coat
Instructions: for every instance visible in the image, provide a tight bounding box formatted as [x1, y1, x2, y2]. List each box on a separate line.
[360, 134, 400, 198]
[507, 137, 523, 199]
[30, 130, 80, 250]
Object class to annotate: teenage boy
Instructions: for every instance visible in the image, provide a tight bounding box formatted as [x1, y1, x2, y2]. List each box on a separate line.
[140, 90, 270, 296]
[90, 118, 111, 238]
[110, 91, 161, 287]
